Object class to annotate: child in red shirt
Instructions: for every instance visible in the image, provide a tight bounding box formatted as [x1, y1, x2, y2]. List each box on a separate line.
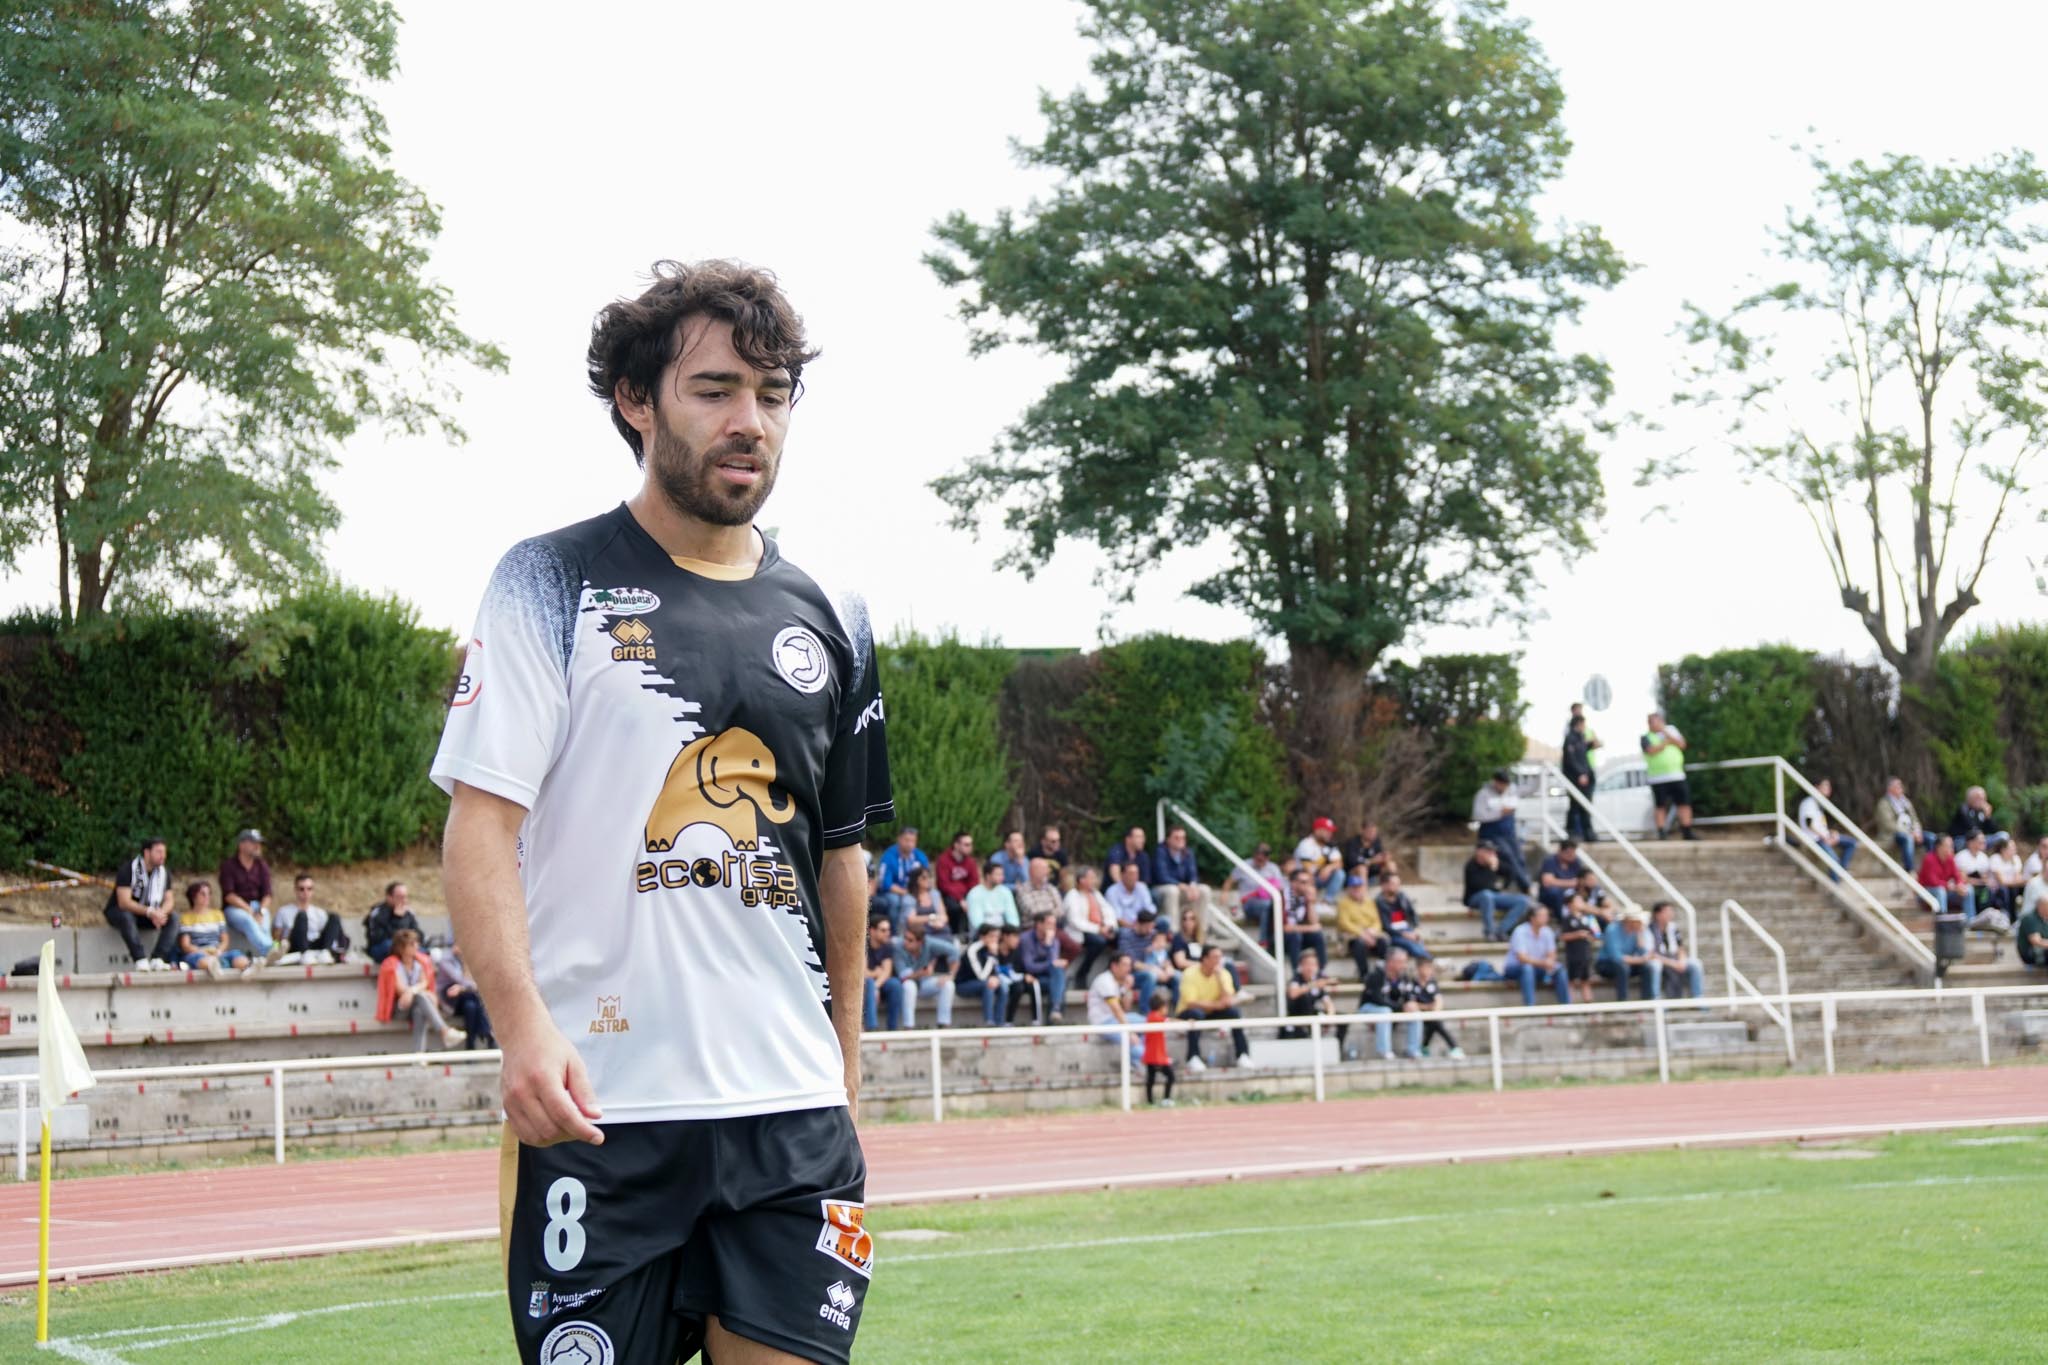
[1142, 999, 1175, 1106]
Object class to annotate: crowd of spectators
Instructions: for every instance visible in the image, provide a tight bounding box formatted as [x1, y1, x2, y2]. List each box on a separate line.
[95, 827, 489, 1050]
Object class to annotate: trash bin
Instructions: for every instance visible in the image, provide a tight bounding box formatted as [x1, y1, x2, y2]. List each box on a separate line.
[1933, 913, 1967, 975]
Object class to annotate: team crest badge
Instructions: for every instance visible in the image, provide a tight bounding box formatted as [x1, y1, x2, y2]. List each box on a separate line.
[772, 625, 829, 694]
[527, 1281, 549, 1319]
[540, 1320, 614, 1365]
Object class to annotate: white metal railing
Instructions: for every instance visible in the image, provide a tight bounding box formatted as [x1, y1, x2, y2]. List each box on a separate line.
[1721, 898, 1793, 1062]
[1526, 762, 1702, 966]
[1156, 798, 1285, 1016]
[1685, 756, 1938, 974]
[14, 983, 2047, 1171]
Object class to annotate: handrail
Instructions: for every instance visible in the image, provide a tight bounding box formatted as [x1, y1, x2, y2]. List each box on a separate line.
[1528, 762, 1701, 972]
[1156, 798, 1286, 1016]
[1721, 898, 1793, 1062]
[16, 983, 2048, 1162]
[1686, 756, 1938, 974]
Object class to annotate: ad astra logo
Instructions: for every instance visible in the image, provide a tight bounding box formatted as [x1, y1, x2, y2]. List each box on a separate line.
[852, 692, 885, 735]
[589, 995, 630, 1035]
[588, 586, 659, 614]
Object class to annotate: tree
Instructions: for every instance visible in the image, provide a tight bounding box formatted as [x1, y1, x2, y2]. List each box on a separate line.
[924, 0, 1622, 810]
[0, 0, 502, 623]
[1673, 148, 2048, 695]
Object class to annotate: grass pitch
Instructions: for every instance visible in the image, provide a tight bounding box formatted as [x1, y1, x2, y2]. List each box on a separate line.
[7, 1128, 2044, 1362]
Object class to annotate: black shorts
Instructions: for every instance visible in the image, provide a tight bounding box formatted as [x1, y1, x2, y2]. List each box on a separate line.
[1565, 938, 1594, 981]
[503, 1106, 870, 1365]
[1652, 778, 1691, 810]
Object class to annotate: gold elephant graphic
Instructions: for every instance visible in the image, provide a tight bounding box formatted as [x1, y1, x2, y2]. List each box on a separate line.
[644, 726, 794, 853]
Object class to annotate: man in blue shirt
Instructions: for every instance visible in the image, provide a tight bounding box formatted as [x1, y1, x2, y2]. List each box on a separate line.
[988, 830, 1031, 887]
[1105, 858, 1157, 928]
[1150, 825, 1205, 924]
[875, 827, 929, 933]
[1595, 906, 1654, 1001]
[1105, 826, 1149, 882]
[1501, 904, 1570, 1007]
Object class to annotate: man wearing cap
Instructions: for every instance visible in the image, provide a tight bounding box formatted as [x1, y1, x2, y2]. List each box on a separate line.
[875, 826, 928, 933]
[1293, 817, 1343, 902]
[217, 828, 284, 965]
[1472, 770, 1533, 892]
[1642, 711, 1698, 841]
[1595, 906, 1655, 1000]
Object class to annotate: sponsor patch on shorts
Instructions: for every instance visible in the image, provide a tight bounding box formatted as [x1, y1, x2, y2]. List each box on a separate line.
[540, 1320, 614, 1365]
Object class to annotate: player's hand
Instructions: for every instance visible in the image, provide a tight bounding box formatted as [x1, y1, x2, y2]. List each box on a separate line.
[501, 1022, 604, 1147]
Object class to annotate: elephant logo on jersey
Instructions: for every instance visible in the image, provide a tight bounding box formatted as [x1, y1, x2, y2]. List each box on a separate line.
[644, 726, 793, 853]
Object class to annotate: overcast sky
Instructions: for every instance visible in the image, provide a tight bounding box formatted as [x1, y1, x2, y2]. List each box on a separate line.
[7, 0, 2047, 744]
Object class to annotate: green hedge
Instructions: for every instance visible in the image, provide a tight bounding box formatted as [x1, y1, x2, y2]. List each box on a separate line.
[1656, 645, 1817, 815]
[1380, 653, 1529, 817]
[870, 634, 1017, 851]
[0, 586, 458, 872]
[1654, 628, 2048, 839]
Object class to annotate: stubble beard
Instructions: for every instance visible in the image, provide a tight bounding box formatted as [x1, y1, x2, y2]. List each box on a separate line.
[645, 420, 779, 528]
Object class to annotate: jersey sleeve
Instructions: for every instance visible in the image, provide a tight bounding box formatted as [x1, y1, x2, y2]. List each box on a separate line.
[430, 537, 579, 809]
[818, 594, 894, 849]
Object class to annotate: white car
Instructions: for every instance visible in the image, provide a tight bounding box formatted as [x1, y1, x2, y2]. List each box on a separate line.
[1514, 758, 1657, 839]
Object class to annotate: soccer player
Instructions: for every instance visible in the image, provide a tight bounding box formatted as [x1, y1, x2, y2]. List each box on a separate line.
[436, 261, 892, 1365]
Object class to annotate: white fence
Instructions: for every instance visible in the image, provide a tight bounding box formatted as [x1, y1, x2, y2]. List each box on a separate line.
[11, 982, 2046, 1175]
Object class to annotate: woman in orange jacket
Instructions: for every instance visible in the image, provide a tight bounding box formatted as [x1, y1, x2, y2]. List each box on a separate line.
[376, 928, 464, 1051]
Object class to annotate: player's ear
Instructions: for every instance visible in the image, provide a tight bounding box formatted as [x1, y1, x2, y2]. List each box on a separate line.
[614, 377, 657, 442]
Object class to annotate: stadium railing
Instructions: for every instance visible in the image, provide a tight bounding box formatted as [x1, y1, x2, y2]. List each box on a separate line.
[1721, 898, 1793, 1062]
[11, 982, 2046, 1173]
[1684, 755, 1938, 975]
[1521, 760, 1701, 962]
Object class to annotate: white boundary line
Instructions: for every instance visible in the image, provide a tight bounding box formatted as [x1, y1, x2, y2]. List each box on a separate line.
[12, 1113, 2048, 1287]
[40, 1290, 499, 1363]
[872, 1111, 2048, 1204]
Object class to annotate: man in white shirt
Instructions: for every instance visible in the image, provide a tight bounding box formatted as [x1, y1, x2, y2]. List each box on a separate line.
[1472, 770, 1532, 892]
[1796, 778, 1857, 879]
[1086, 952, 1140, 1065]
[277, 873, 350, 964]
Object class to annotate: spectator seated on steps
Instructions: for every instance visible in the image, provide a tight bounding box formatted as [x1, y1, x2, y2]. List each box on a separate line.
[1277, 867, 1328, 967]
[1595, 906, 1655, 1001]
[1017, 910, 1069, 1024]
[1916, 835, 1969, 918]
[965, 859, 1020, 931]
[1948, 785, 2002, 845]
[176, 881, 252, 979]
[1149, 825, 1206, 924]
[1341, 819, 1397, 885]
[1354, 945, 1422, 1061]
[988, 830, 1031, 888]
[1176, 944, 1256, 1071]
[1468, 904, 1570, 1007]
[2018, 901, 2048, 972]
[433, 939, 494, 1048]
[862, 913, 906, 1031]
[1795, 777, 1857, 878]
[1463, 841, 1531, 943]
[933, 830, 981, 934]
[1105, 859, 1157, 931]
[1087, 952, 1141, 1067]
[1280, 950, 1347, 1049]
[104, 836, 180, 970]
[1064, 866, 1120, 990]
[1336, 872, 1386, 977]
[1646, 901, 1706, 999]
[954, 923, 1014, 1026]
[216, 827, 284, 965]
[1401, 957, 1462, 1058]
[1871, 776, 1930, 874]
[375, 928, 464, 1051]
[1292, 817, 1344, 902]
[893, 923, 956, 1029]
[1227, 842, 1285, 939]
[1536, 840, 1584, 913]
[1373, 874, 1430, 960]
[364, 881, 424, 963]
[276, 872, 352, 964]
[874, 826, 928, 932]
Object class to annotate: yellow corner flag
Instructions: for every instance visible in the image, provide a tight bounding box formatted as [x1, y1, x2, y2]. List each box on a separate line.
[36, 938, 94, 1344]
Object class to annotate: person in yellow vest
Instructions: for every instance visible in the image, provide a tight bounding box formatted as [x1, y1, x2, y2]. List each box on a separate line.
[1642, 710, 1697, 841]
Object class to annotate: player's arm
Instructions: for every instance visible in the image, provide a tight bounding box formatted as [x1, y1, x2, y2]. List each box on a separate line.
[820, 844, 868, 1110]
[444, 780, 603, 1148]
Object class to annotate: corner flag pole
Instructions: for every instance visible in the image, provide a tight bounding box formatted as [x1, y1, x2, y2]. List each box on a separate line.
[34, 937, 95, 1345]
[36, 1114, 50, 1342]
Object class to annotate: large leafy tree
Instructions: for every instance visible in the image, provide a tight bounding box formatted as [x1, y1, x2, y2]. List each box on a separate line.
[927, 0, 1622, 803]
[1674, 148, 2048, 695]
[0, 0, 502, 622]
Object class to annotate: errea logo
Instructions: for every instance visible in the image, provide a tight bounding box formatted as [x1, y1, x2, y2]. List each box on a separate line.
[819, 1280, 856, 1330]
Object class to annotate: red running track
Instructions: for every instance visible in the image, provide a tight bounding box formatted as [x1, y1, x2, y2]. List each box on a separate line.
[3, 1066, 2044, 1283]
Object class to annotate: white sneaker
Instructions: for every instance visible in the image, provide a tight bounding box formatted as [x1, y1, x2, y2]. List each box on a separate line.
[313, 950, 335, 966]
[276, 951, 302, 966]
[1159, 1097, 1176, 1108]
[1185, 1056, 1208, 1073]
[1449, 1046, 1467, 1059]
[1236, 1056, 1261, 1070]
[202, 957, 224, 980]
[264, 941, 287, 965]
[441, 1026, 467, 1049]
[240, 961, 262, 979]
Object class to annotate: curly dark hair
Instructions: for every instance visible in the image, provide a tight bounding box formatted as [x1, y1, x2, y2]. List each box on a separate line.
[586, 260, 819, 463]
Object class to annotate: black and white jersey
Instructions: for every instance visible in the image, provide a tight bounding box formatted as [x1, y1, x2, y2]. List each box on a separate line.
[431, 504, 892, 1122]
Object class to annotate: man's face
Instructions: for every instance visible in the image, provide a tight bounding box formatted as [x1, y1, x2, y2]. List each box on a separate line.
[897, 831, 915, 853]
[1362, 822, 1378, 840]
[1120, 862, 1140, 887]
[1006, 832, 1025, 855]
[1386, 949, 1408, 974]
[1817, 779, 1832, 798]
[1299, 954, 1319, 977]
[1035, 917, 1055, 940]
[955, 836, 973, 858]
[1112, 957, 1132, 982]
[144, 842, 166, 869]
[391, 885, 409, 910]
[1381, 876, 1402, 896]
[295, 878, 314, 905]
[1199, 951, 1220, 977]
[1127, 828, 1146, 851]
[1041, 829, 1060, 851]
[1652, 908, 1671, 928]
[238, 837, 260, 860]
[1529, 908, 1548, 931]
[1476, 846, 1496, 865]
[1648, 713, 1665, 732]
[983, 866, 1003, 888]
[1889, 779, 1905, 797]
[868, 921, 890, 947]
[1028, 858, 1050, 887]
[1168, 830, 1187, 851]
[634, 319, 792, 527]
[1290, 873, 1311, 897]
